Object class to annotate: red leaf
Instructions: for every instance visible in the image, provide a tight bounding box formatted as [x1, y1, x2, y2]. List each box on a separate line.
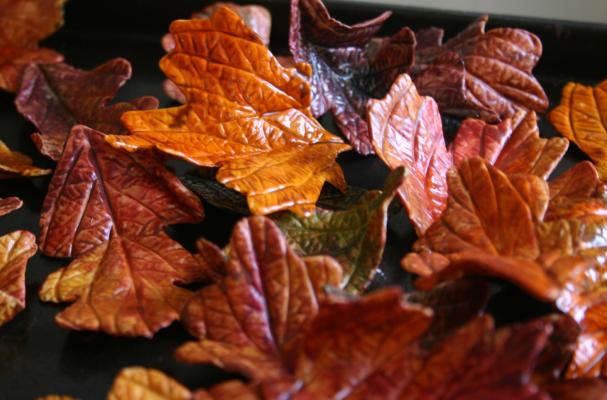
[15, 59, 158, 160]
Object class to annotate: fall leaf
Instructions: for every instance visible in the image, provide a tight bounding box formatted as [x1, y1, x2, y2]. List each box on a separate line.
[176, 216, 343, 381]
[107, 367, 191, 400]
[107, 6, 349, 216]
[0, 230, 37, 326]
[0, 138, 51, 178]
[15, 58, 158, 160]
[162, 2, 272, 103]
[549, 79, 607, 179]
[0, 0, 66, 92]
[450, 111, 568, 179]
[273, 167, 404, 292]
[413, 15, 548, 120]
[289, 0, 415, 154]
[35, 397, 77, 400]
[368, 73, 452, 235]
[0, 196, 21, 217]
[38, 126, 205, 337]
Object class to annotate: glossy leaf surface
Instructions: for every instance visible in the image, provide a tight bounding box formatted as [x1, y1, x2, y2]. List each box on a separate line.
[108, 367, 192, 400]
[0, 196, 21, 217]
[413, 15, 549, 120]
[109, 7, 349, 216]
[0, 231, 37, 326]
[274, 167, 404, 292]
[290, 0, 415, 154]
[176, 216, 343, 381]
[38, 126, 205, 337]
[0, 139, 51, 178]
[0, 0, 65, 92]
[15, 58, 158, 160]
[549, 79, 607, 179]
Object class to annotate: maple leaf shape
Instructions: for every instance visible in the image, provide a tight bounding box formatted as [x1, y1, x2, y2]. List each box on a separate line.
[450, 111, 568, 179]
[0, 231, 37, 326]
[549, 79, 607, 179]
[176, 216, 343, 381]
[107, 7, 349, 216]
[273, 167, 404, 292]
[289, 0, 416, 154]
[0, 196, 21, 217]
[369, 74, 566, 235]
[413, 15, 549, 120]
[0, 0, 65, 92]
[38, 126, 205, 337]
[0, 138, 51, 178]
[162, 2, 272, 103]
[15, 58, 159, 161]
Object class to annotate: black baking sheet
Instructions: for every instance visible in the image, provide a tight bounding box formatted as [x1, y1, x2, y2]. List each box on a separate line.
[1, 0, 606, 398]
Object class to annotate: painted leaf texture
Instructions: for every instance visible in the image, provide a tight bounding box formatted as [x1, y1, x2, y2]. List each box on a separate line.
[0, 196, 21, 217]
[176, 216, 344, 381]
[0, 139, 50, 178]
[0, 0, 65, 92]
[162, 2, 272, 103]
[107, 367, 192, 400]
[289, 0, 416, 154]
[401, 157, 607, 379]
[108, 7, 350, 216]
[38, 126, 206, 337]
[368, 73, 452, 235]
[273, 167, 404, 292]
[15, 58, 159, 161]
[413, 15, 549, 120]
[549, 79, 607, 180]
[180, 287, 564, 399]
[0, 231, 37, 326]
[368, 73, 564, 235]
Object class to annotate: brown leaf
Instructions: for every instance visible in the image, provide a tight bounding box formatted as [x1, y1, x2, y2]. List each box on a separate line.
[15, 58, 158, 160]
[450, 111, 568, 179]
[0, 231, 37, 326]
[0, 196, 22, 217]
[289, 0, 416, 154]
[413, 15, 549, 120]
[0, 0, 66, 92]
[368, 73, 452, 235]
[176, 216, 343, 381]
[107, 367, 191, 400]
[38, 126, 205, 337]
[0, 139, 51, 178]
[107, 7, 349, 216]
[549, 79, 607, 179]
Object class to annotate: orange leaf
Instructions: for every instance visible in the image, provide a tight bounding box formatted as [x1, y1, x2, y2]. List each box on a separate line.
[0, 231, 37, 326]
[0, 196, 21, 217]
[0, 139, 50, 178]
[549, 79, 607, 179]
[107, 6, 349, 216]
[0, 0, 66, 92]
[107, 367, 191, 400]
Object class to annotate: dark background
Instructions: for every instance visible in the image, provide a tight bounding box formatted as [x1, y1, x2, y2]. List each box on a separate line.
[0, 0, 606, 398]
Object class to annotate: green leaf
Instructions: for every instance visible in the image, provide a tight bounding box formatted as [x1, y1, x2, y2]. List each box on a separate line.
[273, 167, 405, 292]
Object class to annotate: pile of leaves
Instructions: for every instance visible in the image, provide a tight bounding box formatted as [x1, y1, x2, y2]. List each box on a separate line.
[1, 0, 607, 398]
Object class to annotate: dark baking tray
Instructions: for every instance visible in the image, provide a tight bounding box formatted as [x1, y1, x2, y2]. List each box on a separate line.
[1, 1, 606, 398]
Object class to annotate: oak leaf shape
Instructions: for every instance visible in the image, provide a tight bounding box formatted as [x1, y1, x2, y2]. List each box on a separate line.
[107, 367, 191, 400]
[176, 216, 343, 381]
[549, 79, 607, 179]
[0, 230, 37, 326]
[15, 58, 158, 161]
[289, 0, 416, 154]
[369, 74, 566, 235]
[413, 15, 549, 120]
[107, 7, 349, 216]
[0, 0, 65, 92]
[38, 126, 205, 337]
[0, 138, 51, 178]
[273, 167, 404, 292]
[162, 2, 272, 103]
